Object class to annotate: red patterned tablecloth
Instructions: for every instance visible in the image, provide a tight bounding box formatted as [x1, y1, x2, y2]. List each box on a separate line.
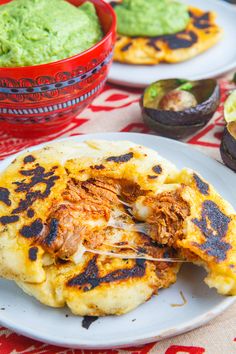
[0, 77, 236, 354]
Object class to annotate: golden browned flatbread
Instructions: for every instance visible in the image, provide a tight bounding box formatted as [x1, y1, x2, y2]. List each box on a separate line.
[1, 139, 236, 318]
[0, 140, 179, 316]
[133, 169, 236, 296]
[114, 7, 223, 65]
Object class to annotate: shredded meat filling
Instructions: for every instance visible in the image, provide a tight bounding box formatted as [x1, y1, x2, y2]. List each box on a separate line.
[38, 204, 86, 259]
[119, 180, 145, 203]
[145, 191, 190, 247]
[37, 177, 146, 259]
[63, 178, 120, 217]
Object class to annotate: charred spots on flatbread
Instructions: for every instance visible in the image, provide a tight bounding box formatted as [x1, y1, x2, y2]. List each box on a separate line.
[20, 219, 44, 238]
[148, 175, 158, 180]
[67, 256, 146, 291]
[28, 247, 38, 261]
[27, 209, 35, 218]
[163, 31, 198, 50]
[91, 164, 105, 170]
[68, 256, 100, 290]
[190, 10, 211, 30]
[23, 155, 36, 164]
[0, 187, 11, 206]
[12, 165, 59, 214]
[192, 200, 231, 261]
[152, 165, 163, 174]
[106, 152, 134, 163]
[42, 218, 59, 246]
[193, 173, 209, 195]
[0, 215, 19, 225]
[148, 30, 198, 51]
[147, 38, 161, 51]
[121, 43, 132, 52]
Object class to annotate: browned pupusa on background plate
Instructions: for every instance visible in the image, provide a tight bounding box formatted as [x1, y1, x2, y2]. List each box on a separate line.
[114, 7, 223, 65]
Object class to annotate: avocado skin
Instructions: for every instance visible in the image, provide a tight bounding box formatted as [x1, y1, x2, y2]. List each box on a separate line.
[142, 111, 206, 139]
[141, 79, 220, 140]
[222, 125, 236, 160]
[220, 139, 236, 172]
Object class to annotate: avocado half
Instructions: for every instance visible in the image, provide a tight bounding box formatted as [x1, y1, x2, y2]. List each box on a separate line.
[141, 78, 220, 140]
[220, 122, 236, 172]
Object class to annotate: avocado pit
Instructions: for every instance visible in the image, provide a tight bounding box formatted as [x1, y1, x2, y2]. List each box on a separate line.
[159, 89, 197, 112]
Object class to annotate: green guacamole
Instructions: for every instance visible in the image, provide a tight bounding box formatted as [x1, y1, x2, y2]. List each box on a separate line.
[0, 0, 103, 67]
[115, 0, 190, 37]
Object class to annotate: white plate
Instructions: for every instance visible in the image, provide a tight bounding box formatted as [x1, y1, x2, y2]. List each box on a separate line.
[0, 132, 235, 350]
[108, 0, 236, 87]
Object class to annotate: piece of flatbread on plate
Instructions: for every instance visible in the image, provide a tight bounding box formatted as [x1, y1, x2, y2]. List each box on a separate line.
[133, 169, 236, 295]
[0, 140, 179, 316]
[114, 7, 223, 65]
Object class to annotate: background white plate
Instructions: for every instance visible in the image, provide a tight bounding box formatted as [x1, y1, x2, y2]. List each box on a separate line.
[108, 0, 236, 87]
[0, 132, 235, 349]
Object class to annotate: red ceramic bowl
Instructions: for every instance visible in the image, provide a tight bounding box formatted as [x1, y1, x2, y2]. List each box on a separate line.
[0, 0, 116, 138]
